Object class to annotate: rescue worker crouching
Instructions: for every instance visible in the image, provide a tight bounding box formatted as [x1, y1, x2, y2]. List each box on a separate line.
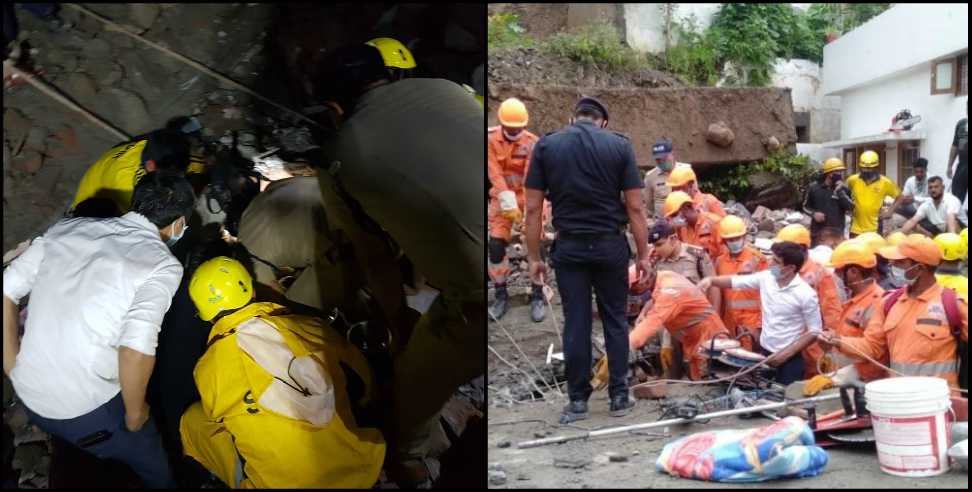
[488, 97, 546, 322]
[72, 128, 204, 218]
[181, 257, 385, 489]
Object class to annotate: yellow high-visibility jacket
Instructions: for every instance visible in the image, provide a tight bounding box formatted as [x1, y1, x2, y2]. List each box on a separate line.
[180, 302, 385, 489]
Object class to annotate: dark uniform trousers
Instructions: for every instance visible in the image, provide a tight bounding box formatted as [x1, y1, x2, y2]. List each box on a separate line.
[551, 233, 630, 402]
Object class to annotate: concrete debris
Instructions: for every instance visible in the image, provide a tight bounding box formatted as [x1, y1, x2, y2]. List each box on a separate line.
[273, 127, 318, 153]
[130, 4, 162, 31]
[64, 72, 99, 105]
[13, 425, 48, 447]
[497, 440, 511, 448]
[103, 88, 152, 134]
[82, 38, 112, 62]
[751, 205, 772, 224]
[607, 452, 628, 463]
[488, 469, 508, 485]
[6, 403, 30, 430]
[705, 121, 735, 148]
[11, 442, 47, 473]
[554, 458, 591, 469]
[763, 135, 781, 151]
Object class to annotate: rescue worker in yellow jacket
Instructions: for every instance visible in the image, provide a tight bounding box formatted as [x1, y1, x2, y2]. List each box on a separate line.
[934, 232, 968, 300]
[72, 128, 205, 217]
[180, 257, 385, 488]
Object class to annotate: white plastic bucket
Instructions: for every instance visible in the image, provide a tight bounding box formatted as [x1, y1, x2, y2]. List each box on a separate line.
[866, 377, 952, 477]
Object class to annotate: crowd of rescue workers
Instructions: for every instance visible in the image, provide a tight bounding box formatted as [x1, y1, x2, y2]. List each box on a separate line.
[488, 95, 968, 422]
[3, 38, 484, 488]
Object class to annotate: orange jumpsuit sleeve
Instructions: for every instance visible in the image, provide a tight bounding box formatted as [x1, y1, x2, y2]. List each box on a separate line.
[816, 272, 843, 331]
[839, 298, 889, 364]
[708, 196, 727, 217]
[630, 290, 679, 349]
[487, 136, 509, 199]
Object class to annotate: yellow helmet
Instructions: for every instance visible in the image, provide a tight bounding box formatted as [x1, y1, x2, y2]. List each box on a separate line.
[665, 165, 697, 188]
[859, 150, 880, 168]
[886, 231, 907, 247]
[855, 232, 887, 255]
[189, 256, 254, 321]
[961, 228, 968, 258]
[663, 191, 695, 218]
[822, 158, 845, 174]
[719, 215, 747, 239]
[828, 239, 877, 269]
[775, 224, 811, 247]
[498, 98, 529, 128]
[365, 37, 416, 70]
[933, 232, 966, 262]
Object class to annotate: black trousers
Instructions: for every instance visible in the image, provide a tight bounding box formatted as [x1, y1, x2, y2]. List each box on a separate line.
[952, 163, 968, 204]
[551, 234, 630, 402]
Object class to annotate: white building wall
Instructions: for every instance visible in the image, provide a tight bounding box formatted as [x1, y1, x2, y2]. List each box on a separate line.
[840, 64, 967, 184]
[823, 3, 968, 96]
[623, 3, 721, 54]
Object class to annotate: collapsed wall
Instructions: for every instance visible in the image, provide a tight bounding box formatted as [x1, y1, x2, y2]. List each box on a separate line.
[487, 85, 797, 167]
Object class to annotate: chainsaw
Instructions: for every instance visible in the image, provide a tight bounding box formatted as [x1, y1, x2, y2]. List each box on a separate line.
[889, 109, 922, 132]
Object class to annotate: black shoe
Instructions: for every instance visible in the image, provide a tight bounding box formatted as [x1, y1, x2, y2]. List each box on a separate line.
[609, 395, 636, 417]
[489, 287, 509, 321]
[560, 400, 589, 423]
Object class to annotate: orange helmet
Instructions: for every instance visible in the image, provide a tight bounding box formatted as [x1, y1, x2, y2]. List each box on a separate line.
[719, 215, 747, 239]
[663, 191, 694, 218]
[886, 231, 907, 247]
[498, 98, 528, 128]
[855, 232, 886, 255]
[775, 224, 811, 247]
[828, 239, 876, 269]
[665, 165, 697, 188]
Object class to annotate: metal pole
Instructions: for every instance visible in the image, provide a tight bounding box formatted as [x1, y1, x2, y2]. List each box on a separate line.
[516, 393, 842, 449]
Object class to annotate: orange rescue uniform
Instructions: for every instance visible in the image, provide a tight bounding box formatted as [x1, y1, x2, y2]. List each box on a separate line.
[714, 245, 768, 351]
[676, 211, 724, 261]
[839, 283, 968, 390]
[799, 258, 844, 378]
[835, 282, 888, 382]
[630, 271, 729, 380]
[694, 192, 727, 218]
[487, 126, 538, 242]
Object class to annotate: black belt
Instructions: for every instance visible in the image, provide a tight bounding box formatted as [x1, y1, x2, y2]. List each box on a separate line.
[557, 230, 624, 240]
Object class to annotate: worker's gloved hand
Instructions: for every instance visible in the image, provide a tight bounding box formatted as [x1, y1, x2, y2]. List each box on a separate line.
[591, 356, 610, 391]
[498, 191, 521, 222]
[803, 375, 835, 396]
[660, 347, 675, 373]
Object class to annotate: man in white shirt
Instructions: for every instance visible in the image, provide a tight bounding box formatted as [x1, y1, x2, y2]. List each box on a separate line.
[698, 241, 823, 384]
[901, 176, 961, 236]
[2, 172, 195, 488]
[896, 158, 931, 220]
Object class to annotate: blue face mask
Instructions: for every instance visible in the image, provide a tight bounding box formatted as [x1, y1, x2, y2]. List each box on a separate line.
[769, 265, 791, 280]
[890, 264, 920, 286]
[166, 219, 187, 247]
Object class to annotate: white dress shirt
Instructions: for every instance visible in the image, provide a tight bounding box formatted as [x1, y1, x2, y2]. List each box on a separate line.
[902, 176, 930, 206]
[914, 194, 961, 229]
[3, 212, 183, 419]
[731, 270, 822, 353]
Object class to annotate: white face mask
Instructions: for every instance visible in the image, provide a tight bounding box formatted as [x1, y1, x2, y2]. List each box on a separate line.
[503, 129, 523, 142]
[671, 216, 687, 228]
[166, 218, 187, 247]
[726, 238, 745, 254]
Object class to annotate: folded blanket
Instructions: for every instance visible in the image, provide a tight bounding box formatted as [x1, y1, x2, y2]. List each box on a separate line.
[656, 416, 828, 482]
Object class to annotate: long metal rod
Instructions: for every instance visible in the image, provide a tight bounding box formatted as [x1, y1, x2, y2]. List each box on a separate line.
[516, 393, 842, 449]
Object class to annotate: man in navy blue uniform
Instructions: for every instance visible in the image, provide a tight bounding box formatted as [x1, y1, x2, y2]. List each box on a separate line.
[523, 96, 651, 422]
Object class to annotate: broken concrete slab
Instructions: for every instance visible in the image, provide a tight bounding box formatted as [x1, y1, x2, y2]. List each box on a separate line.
[488, 469, 507, 486]
[64, 72, 98, 104]
[489, 85, 797, 166]
[102, 88, 152, 135]
[130, 4, 162, 31]
[554, 457, 591, 469]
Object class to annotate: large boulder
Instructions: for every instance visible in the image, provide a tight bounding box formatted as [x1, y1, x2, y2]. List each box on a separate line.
[706, 121, 735, 148]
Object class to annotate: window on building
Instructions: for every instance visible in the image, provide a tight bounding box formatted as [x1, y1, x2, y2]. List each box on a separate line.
[931, 52, 968, 96]
[794, 111, 810, 144]
[959, 53, 968, 96]
[898, 141, 921, 186]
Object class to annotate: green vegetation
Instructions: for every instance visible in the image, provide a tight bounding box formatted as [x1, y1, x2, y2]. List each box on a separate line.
[488, 12, 534, 51]
[662, 14, 720, 86]
[543, 23, 649, 72]
[699, 150, 817, 202]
